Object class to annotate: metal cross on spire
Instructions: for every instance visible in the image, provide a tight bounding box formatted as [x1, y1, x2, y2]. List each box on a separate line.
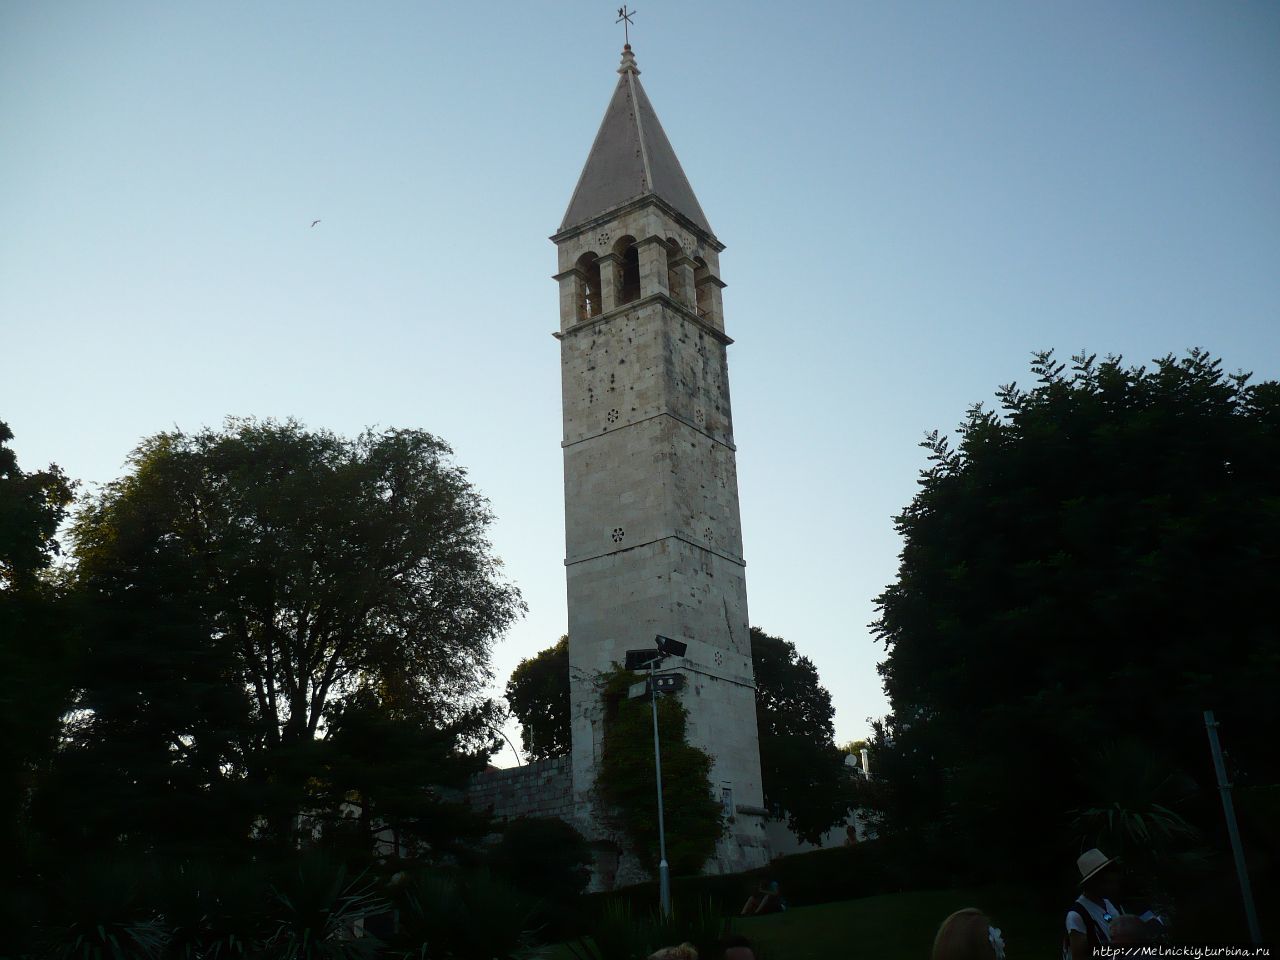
[616, 5, 636, 46]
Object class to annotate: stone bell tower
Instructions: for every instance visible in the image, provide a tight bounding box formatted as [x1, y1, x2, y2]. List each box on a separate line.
[552, 44, 769, 881]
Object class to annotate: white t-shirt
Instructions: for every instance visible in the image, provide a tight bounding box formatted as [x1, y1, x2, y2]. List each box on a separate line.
[1065, 896, 1120, 940]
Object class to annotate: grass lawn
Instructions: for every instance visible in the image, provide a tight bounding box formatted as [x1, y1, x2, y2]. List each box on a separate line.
[548, 885, 1061, 960]
[729, 885, 1059, 959]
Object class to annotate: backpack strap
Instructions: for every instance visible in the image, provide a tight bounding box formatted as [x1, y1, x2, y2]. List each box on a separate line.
[1069, 897, 1109, 946]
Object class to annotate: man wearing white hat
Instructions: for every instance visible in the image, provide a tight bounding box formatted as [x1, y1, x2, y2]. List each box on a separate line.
[1063, 848, 1125, 960]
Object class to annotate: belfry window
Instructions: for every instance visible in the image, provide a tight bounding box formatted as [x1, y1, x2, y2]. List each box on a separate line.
[576, 252, 602, 321]
[615, 237, 641, 305]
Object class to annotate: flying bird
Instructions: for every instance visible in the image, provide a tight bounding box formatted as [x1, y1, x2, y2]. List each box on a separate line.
[310, 219, 321, 228]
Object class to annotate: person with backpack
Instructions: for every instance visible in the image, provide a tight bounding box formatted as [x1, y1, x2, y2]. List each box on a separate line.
[1063, 848, 1124, 959]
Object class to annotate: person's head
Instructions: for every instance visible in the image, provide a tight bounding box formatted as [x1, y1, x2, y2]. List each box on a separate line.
[719, 933, 756, 960]
[931, 908, 1004, 960]
[1108, 914, 1150, 946]
[647, 943, 697, 960]
[1077, 848, 1122, 900]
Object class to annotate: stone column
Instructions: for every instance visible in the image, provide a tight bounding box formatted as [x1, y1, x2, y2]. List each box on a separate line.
[696, 273, 727, 330]
[597, 253, 622, 313]
[637, 237, 670, 299]
[669, 255, 696, 309]
[553, 267, 588, 329]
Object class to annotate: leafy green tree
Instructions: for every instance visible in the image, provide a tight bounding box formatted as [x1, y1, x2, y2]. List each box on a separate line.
[0, 420, 77, 946]
[50, 419, 523, 853]
[0, 420, 74, 589]
[318, 688, 494, 858]
[597, 668, 722, 875]
[872, 350, 1280, 877]
[505, 636, 570, 761]
[751, 627, 853, 843]
[0, 422, 76, 800]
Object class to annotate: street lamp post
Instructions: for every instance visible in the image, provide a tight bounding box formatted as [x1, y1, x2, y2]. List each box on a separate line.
[649, 655, 671, 918]
[1203, 710, 1263, 944]
[625, 635, 687, 920]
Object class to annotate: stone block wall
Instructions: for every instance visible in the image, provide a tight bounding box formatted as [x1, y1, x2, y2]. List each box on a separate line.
[466, 756, 573, 823]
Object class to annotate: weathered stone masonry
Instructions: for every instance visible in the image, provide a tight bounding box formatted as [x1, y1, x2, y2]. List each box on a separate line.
[552, 44, 771, 886]
[466, 757, 573, 824]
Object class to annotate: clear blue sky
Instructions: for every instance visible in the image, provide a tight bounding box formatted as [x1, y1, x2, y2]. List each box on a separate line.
[3, 1, 1278, 760]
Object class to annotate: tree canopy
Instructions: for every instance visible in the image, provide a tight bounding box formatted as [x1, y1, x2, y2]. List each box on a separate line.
[505, 635, 570, 761]
[0, 420, 72, 589]
[0, 421, 76, 868]
[872, 350, 1280, 876]
[49, 419, 524, 853]
[751, 627, 853, 843]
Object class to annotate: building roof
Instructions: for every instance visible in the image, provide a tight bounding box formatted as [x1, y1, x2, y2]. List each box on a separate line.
[559, 45, 713, 237]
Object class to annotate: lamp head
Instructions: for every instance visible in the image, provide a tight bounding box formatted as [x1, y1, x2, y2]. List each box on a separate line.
[654, 634, 687, 658]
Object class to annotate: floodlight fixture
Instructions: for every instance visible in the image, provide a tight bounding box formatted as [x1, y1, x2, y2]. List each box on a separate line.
[651, 674, 685, 694]
[654, 634, 687, 658]
[625, 648, 664, 671]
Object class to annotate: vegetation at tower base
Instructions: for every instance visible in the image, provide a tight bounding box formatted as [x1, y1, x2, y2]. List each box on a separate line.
[506, 634, 571, 760]
[750, 626, 856, 843]
[37, 418, 522, 860]
[596, 667, 723, 876]
[871, 350, 1280, 904]
[507, 630, 857, 842]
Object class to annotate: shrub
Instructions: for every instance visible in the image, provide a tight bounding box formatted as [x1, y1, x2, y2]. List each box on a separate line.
[387, 868, 543, 960]
[596, 668, 722, 876]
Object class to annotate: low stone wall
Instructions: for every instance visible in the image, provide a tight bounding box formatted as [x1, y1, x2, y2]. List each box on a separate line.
[466, 756, 573, 823]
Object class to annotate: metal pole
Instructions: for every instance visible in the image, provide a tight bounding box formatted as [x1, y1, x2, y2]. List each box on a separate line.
[651, 659, 671, 918]
[1203, 710, 1263, 944]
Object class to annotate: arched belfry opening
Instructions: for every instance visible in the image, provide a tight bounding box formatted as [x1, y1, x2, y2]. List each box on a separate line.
[576, 252, 603, 321]
[614, 236, 640, 305]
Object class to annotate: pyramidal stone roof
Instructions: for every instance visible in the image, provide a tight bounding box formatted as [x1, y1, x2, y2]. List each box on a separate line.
[559, 45, 713, 236]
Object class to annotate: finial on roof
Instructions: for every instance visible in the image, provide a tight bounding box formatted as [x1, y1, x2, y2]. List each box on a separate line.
[618, 44, 640, 75]
[616, 5, 636, 45]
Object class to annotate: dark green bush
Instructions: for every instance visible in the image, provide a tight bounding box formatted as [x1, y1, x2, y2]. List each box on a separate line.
[387, 868, 542, 959]
[585, 834, 955, 923]
[489, 816, 591, 938]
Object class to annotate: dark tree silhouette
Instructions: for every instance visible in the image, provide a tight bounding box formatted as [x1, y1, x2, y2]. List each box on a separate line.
[505, 636, 571, 761]
[751, 626, 853, 844]
[872, 350, 1280, 878]
[49, 418, 523, 852]
[0, 419, 76, 932]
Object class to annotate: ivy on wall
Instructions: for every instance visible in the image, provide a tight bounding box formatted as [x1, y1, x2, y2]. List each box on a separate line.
[595, 668, 723, 876]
